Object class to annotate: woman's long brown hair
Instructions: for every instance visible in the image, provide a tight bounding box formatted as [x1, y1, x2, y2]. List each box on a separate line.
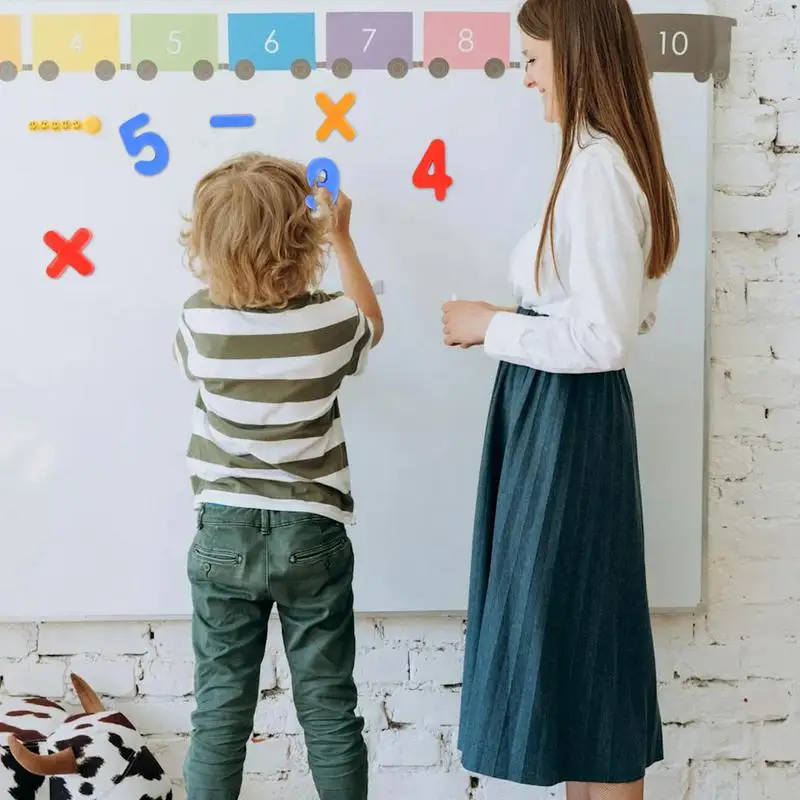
[518, 0, 679, 292]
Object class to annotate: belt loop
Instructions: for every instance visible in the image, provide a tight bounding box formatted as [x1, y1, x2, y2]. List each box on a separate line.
[198, 505, 205, 529]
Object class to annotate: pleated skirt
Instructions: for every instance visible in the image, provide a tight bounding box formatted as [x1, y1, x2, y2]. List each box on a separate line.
[458, 309, 664, 787]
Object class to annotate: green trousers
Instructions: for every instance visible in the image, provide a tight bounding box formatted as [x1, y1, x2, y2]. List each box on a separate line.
[184, 503, 368, 800]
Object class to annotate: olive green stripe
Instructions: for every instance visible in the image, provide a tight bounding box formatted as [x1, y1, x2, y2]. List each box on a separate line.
[203, 360, 353, 404]
[174, 330, 193, 380]
[197, 394, 340, 442]
[184, 289, 342, 312]
[189, 435, 348, 480]
[198, 325, 369, 404]
[191, 315, 359, 360]
[191, 476, 353, 512]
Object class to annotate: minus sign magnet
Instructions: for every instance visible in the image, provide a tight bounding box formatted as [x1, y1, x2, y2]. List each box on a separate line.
[210, 114, 256, 129]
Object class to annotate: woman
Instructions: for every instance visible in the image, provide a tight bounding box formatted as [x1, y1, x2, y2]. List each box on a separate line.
[441, 1, 679, 798]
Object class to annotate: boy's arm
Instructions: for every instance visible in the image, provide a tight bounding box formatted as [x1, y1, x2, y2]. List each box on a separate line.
[332, 234, 383, 347]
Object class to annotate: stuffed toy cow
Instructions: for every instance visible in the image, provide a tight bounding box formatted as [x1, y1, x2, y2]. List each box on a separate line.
[0, 672, 172, 800]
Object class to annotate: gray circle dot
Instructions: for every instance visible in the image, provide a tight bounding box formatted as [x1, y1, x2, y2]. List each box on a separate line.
[429, 58, 449, 79]
[95, 59, 116, 81]
[137, 60, 157, 81]
[332, 58, 352, 79]
[388, 58, 408, 79]
[38, 60, 59, 81]
[0, 61, 17, 82]
[291, 59, 311, 79]
[485, 58, 505, 79]
[193, 60, 214, 81]
[235, 59, 255, 80]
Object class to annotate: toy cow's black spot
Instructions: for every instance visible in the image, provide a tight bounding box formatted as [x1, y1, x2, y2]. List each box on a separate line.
[74, 724, 92, 730]
[130, 747, 166, 781]
[2, 746, 45, 800]
[51, 776, 69, 800]
[79, 780, 94, 795]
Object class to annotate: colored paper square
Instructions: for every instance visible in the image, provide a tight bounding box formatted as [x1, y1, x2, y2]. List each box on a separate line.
[228, 13, 315, 72]
[131, 14, 218, 72]
[0, 15, 21, 68]
[32, 14, 119, 73]
[423, 12, 510, 69]
[326, 11, 413, 70]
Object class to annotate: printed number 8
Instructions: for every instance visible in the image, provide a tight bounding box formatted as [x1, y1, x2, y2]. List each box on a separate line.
[305, 157, 341, 210]
[458, 29, 474, 52]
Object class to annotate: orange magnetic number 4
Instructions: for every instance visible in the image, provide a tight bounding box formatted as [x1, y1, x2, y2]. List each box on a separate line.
[412, 139, 453, 201]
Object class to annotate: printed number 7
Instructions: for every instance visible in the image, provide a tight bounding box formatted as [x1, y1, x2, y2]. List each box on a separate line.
[362, 28, 376, 51]
[118, 113, 170, 177]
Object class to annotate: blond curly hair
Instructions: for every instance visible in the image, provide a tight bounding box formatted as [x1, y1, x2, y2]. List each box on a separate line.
[180, 153, 332, 309]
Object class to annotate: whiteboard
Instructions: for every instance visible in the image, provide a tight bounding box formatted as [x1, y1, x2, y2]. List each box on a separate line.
[0, 0, 728, 620]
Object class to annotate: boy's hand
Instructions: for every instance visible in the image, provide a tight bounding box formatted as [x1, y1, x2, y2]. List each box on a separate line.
[331, 190, 352, 242]
[317, 188, 352, 243]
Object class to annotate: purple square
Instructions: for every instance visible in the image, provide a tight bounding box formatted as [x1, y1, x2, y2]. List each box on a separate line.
[326, 11, 413, 70]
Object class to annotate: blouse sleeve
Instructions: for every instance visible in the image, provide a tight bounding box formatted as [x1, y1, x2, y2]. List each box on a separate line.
[483, 147, 648, 374]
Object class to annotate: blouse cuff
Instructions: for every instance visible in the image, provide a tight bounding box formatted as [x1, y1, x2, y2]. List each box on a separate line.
[484, 310, 537, 366]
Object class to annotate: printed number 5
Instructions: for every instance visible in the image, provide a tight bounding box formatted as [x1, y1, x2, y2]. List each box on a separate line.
[119, 113, 170, 177]
[167, 31, 181, 55]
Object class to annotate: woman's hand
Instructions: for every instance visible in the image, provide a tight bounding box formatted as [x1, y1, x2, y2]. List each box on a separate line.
[441, 300, 499, 348]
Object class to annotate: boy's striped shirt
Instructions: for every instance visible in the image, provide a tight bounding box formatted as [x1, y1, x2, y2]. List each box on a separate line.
[174, 289, 374, 523]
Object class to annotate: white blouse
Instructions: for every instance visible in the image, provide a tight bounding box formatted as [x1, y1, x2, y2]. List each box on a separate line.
[483, 130, 661, 374]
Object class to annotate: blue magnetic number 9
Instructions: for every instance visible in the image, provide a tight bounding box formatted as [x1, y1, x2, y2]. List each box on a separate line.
[305, 157, 341, 210]
[119, 113, 170, 177]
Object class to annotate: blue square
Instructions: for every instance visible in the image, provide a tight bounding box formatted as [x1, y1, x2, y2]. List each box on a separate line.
[228, 13, 316, 72]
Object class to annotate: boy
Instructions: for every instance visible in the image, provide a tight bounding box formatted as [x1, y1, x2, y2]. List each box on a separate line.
[173, 153, 383, 800]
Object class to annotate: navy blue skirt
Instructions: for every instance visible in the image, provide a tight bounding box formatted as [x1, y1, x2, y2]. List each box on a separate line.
[458, 308, 663, 786]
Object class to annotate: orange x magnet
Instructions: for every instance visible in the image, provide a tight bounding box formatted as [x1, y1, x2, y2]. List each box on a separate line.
[316, 92, 356, 142]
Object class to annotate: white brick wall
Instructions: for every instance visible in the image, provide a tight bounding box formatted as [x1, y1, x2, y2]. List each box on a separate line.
[1, 3, 798, 798]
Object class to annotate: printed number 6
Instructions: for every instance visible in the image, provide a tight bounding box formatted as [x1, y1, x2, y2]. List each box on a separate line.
[119, 113, 170, 177]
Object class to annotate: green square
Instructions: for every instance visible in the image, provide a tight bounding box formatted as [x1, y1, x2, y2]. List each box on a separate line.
[131, 14, 217, 73]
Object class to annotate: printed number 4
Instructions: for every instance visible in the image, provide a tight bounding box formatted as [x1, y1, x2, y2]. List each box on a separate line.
[69, 33, 82, 52]
[119, 113, 170, 177]
[412, 139, 453, 202]
[362, 28, 376, 52]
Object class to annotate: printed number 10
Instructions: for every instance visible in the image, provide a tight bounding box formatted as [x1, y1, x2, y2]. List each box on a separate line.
[659, 30, 688, 56]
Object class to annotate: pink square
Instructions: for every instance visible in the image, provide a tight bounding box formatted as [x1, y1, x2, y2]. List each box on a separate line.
[423, 11, 511, 70]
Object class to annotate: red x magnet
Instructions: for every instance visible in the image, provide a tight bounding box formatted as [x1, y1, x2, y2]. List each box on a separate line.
[44, 228, 94, 278]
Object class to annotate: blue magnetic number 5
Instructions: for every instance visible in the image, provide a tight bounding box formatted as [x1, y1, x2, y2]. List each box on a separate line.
[119, 113, 170, 177]
[305, 157, 340, 210]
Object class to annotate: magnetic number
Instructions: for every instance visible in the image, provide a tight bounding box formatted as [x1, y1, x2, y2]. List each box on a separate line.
[70, 33, 83, 53]
[305, 157, 341, 210]
[167, 31, 182, 55]
[458, 28, 474, 53]
[659, 30, 688, 56]
[362, 28, 377, 52]
[412, 139, 453, 202]
[119, 113, 170, 177]
[264, 29, 279, 54]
